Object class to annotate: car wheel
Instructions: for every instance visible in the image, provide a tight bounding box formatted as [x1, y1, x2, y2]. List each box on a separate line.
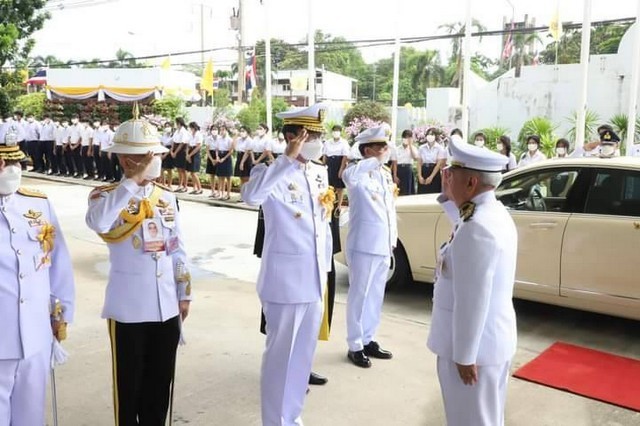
[386, 242, 411, 291]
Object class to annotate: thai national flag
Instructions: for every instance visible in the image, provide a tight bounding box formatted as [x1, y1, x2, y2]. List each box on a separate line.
[25, 69, 47, 86]
[245, 50, 257, 91]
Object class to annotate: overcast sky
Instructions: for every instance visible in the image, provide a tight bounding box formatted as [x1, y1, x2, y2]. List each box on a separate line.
[31, 0, 637, 69]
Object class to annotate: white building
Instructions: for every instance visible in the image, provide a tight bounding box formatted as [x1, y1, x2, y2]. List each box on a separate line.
[426, 23, 640, 142]
[272, 68, 357, 106]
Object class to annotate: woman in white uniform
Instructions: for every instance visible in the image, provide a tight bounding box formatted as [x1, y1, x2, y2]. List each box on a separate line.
[249, 123, 270, 166]
[496, 135, 518, 173]
[518, 135, 547, 167]
[417, 128, 447, 194]
[170, 117, 190, 192]
[265, 131, 287, 164]
[160, 122, 174, 186]
[215, 126, 234, 200]
[185, 121, 203, 194]
[205, 126, 220, 198]
[235, 126, 253, 189]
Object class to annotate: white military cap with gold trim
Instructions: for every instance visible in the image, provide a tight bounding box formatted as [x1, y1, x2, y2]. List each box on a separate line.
[102, 107, 168, 155]
[447, 133, 508, 172]
[276, 103, 327, 133]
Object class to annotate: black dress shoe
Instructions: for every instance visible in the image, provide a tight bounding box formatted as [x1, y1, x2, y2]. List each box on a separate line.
[309, 372, 328, 386]
[363, 341, 393, 359]
[347, 350, 372, 368]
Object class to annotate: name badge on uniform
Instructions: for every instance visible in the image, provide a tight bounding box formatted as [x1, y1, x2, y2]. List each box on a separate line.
[23, 209, 44, 227]
[142, 218, 165, 253]
[166, 236, 180, 255]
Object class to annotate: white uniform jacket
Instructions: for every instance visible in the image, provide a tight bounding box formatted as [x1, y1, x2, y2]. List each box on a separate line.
[0, 189, 75, 360]
[428, 191, 518, 366]
[85, 179, 191, 323]
[242, 155, 333, 304]
[343, 157, 398, 257]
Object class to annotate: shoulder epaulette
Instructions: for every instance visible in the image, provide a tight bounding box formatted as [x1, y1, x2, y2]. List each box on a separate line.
[310, 160, 327, 167]
[153, 182, 173, 192]
[17, 187, 48, 199]
[382, 165, 392, 173]
[89, 183, 118, 200]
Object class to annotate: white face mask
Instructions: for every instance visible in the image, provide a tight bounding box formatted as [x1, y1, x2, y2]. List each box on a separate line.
[496, 143, 504, 152]
[474, 139, 485, 147]
[528, 143, 538, 152]
[240, 132, 247, 138]
[332, 131, 341, 139]
[556, 147, 566, 156]
[62, 122, 68, 128]
[601, 144, 616, 157]
[71, 118, 79, 124]
[299, 138, 323, 161]
[211, 130, 219, 136]
[257, 129, 265, 137]
[143, 156, 162, 180]
[380, 151, 391, 164]
[426, 134, 436, 143]
[0, 164, 22, 195]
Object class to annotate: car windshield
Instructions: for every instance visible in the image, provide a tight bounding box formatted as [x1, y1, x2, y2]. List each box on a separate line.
[496, 168, 580, 212]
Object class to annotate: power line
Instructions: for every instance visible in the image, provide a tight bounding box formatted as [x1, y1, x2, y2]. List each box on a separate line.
[8, 16, 636, 70]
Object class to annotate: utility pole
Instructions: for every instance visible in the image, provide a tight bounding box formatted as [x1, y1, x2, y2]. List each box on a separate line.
[238, 0, 246, 104]
[200, 3, 205, 106]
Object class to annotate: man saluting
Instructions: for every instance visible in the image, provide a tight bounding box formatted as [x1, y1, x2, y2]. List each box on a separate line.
[242, 103, 333, 426]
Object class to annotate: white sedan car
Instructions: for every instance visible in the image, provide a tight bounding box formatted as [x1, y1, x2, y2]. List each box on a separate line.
[337, 157, 640, 321]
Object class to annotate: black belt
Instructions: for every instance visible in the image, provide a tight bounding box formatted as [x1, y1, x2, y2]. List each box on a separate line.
[398, 163, 413, 167]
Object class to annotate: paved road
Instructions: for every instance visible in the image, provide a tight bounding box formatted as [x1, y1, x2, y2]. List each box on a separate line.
[24, 178, 639, 425]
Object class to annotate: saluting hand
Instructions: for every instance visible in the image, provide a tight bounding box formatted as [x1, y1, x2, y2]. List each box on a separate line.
[285, 128, 308, 160]
[124, 151, 154, 184]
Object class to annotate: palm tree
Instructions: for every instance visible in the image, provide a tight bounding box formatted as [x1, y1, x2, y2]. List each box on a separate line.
[112, 49, 137, 68]
[511, 32, 542, 77]
[30, 55, 65, 68]
[439, 19, 487, 87]
[409, 49, 445, 90]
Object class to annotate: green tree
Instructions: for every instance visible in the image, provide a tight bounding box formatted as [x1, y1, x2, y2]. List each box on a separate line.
[212, 88, 231, 108]
[518, 116, 559, 157]
[109, 48, 138, 68]
[439, 19, 487, 87]
[152, 95, 186, 121]
[343, 100, 390, 127]
[0, 0, 49, 68]
[510, 32, 542, 77]
[540, 23, 631, 65]
[16, 92, 46, 117]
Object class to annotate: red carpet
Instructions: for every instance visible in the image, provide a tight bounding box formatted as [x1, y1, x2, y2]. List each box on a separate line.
[513, 342, 640, 412]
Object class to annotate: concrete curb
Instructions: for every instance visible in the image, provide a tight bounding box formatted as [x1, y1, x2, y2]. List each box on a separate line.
[23, 171, 259, 212]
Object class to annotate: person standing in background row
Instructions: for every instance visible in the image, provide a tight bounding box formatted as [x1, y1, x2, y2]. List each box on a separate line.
[185, 122, 203, 195]
[266, 130, 287, 164]
[417, 127, 447, 194]
[39, 114, 55, 174]
[215, 126, 234, 201]
[428, 136, 517, 426]
[11, 111, 28, 170]
[553, 138, 571, 159]
[160, 122, 174, 187]
[322, 124, 350, 208]
[394, 129, 419, 195]
[91, 121, 102, 180]
[170, 117, 190, 193]
[205, 125, 220, 198]
[496, 135, 518, 173]
[68, 114, 83, 178]
[24, 114, 41, 172]
[235, 126, 254, 197]
[518, 135, 547, 167]
[250, 123, 271, 166]
[80, 119, 95, 180]
[53, 119, 69, 176]
[96, 120, 115, 182]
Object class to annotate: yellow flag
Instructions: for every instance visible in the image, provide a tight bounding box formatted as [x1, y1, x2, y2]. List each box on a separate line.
[19, 69, 29, 82]
[200, 58, 214, 95]
[160, 56, 171, 70]
[549, 3, 563, 41]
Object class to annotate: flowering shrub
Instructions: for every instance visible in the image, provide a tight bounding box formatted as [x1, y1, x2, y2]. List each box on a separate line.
[412, 121, 452, 143]
[345, 117, 385, 140]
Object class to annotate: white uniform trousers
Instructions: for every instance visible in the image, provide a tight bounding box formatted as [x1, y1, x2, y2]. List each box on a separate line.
[0, 346, 51, 426]
[436, 357, 511, 426]
[346, 251, 390, 352]
[261, 301, 323, 426]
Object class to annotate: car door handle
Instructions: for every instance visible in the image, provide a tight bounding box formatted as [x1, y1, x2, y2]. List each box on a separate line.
[529, 222, 558, 229]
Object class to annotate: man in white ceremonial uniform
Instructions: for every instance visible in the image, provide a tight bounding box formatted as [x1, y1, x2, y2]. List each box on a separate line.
[39, 114, 56, 174]
[85, 111, 192, 425]
[427, 135, 518, 426]
[0, 137, 75, 426]
[343, 126, 398, 368]
[242, 103, 333, 426]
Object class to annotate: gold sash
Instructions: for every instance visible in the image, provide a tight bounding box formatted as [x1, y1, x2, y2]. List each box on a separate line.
[318, 288, 330, 341]
[98, 186, 163, 244]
